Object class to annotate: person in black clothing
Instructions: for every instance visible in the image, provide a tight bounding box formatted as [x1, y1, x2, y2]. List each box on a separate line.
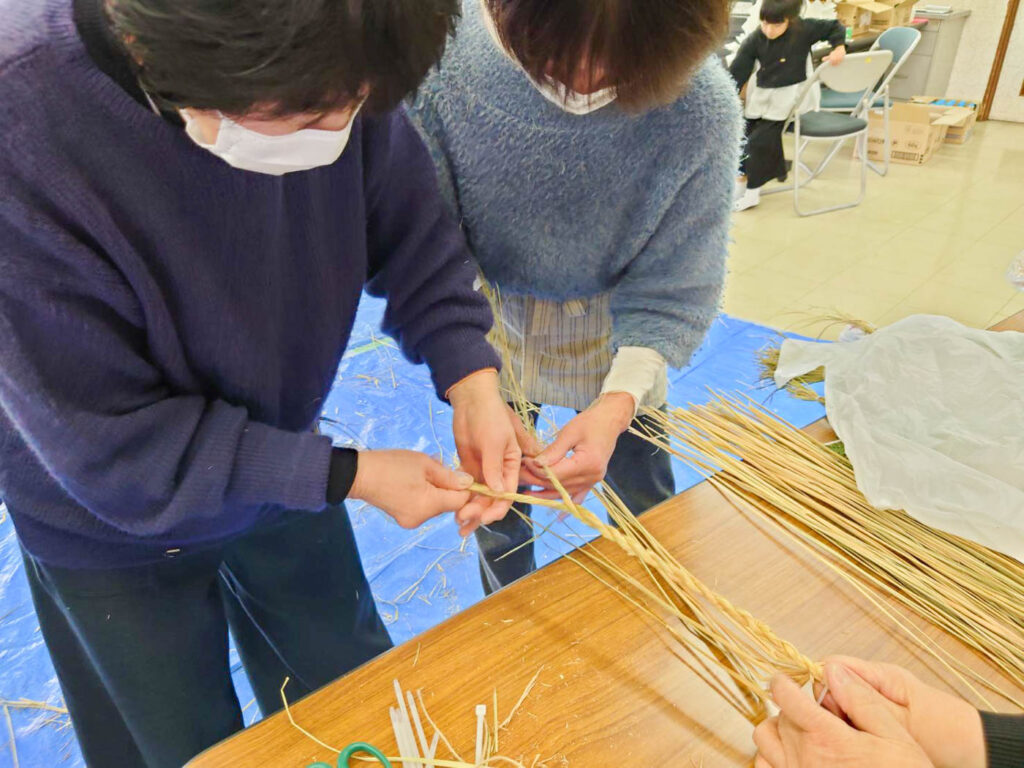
[729, 0, 846, 211]
[754, 656, 1024, 768]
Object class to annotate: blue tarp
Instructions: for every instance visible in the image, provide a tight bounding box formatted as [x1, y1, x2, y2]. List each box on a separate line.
[0, 293, 823, 767]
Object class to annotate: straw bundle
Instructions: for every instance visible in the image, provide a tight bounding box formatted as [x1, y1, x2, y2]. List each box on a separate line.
[473, 472, 822, 721]
[637, 395, 1024, 707]
[755, 312, 878, 403]
[754, 346, 824, 404]
[472, 282, 824, 722]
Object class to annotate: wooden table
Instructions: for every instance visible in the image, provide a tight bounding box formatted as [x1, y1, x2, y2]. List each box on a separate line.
[192, 311, 1024, 768]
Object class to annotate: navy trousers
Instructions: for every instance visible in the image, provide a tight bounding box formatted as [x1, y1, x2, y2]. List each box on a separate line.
[22, 505, 391, 768]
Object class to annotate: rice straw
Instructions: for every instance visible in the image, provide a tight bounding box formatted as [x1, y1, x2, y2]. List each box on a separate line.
[634, 394, 1024, 707]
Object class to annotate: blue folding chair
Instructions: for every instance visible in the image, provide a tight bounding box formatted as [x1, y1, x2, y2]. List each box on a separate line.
[762, 50, 894, 217]
[819, 26, 922, 176]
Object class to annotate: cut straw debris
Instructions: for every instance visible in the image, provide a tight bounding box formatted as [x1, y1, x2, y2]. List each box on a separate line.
[4, 705, 18, 768]
[634, 394, 1024, 708]
[0, 699, 67, 715]
[281, 673, 549, 768]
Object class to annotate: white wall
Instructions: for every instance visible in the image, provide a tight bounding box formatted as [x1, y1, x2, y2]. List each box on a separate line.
[944, 0, 1024, 123]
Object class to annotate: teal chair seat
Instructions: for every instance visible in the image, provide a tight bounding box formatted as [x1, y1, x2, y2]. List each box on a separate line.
[798, 111, 868, 137]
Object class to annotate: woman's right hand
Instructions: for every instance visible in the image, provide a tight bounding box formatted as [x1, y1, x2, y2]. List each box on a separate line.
[815, 657, 986, 768]
[754, 669, 932, 768]
[348, 450, 474, 530]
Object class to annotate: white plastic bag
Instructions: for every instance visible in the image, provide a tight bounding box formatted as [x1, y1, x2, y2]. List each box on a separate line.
[774, 314, 1024, 561]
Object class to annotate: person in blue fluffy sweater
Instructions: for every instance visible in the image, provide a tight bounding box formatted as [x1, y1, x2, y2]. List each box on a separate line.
[409, 0, 743, 593]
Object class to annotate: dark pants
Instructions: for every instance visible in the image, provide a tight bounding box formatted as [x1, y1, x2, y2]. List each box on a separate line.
[741, 118, 788, 190]
[476, 408, 675, 595]
[22, 505, 392, 768]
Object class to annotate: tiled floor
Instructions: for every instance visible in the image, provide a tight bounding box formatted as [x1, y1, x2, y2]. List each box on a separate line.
[724, 120, 1024, 339]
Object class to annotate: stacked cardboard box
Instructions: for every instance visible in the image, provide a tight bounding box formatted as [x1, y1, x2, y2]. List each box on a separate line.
[910, 97, 979, 144]
[864, 101, 974, 165]
[836, 0, 889, 36]
[835, 0, 917, 36]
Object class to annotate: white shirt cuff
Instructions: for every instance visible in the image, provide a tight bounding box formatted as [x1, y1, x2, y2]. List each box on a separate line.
[599, 346, 668, 418]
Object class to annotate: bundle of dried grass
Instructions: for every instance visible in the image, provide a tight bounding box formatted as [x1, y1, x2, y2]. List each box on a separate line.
[637, 395, 1024, 708]
[755, 312, 876, 404]
[472, 282, 822, 723]
[754, 346, 824, 404]
[471, 471, 822, 723]
[478, 281, 540, 431]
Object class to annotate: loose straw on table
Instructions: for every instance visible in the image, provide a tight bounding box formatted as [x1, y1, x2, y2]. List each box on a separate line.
[280, 675, 549, 768]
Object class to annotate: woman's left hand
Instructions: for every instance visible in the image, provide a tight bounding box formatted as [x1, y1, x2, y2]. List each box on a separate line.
[528, 392, 636, 502]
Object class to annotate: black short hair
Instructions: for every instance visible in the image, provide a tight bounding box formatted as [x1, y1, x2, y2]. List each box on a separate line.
[760, 0, 803, 24]
[486, 0, 730, 113]
[109, 0, 460, 117]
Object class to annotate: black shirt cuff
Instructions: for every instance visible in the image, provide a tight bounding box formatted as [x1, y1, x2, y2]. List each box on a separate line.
[326, 447, 359, 505]
[980, 711, 1024, 768]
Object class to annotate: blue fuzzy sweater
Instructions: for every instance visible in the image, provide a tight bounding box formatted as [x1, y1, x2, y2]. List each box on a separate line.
[409, 0, 743, 368]
[0, 0, 498, 568]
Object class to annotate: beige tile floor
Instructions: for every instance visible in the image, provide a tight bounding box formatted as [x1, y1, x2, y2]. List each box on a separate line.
[724, 120, 1024, 339]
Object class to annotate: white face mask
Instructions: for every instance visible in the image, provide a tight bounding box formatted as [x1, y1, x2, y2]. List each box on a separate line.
[479, 0, 616, 115]
[529, 76, 617, 115]
[181, 107, 361, 176]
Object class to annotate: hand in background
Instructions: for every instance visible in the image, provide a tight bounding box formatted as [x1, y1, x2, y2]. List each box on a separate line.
[826, 45, 847, 65]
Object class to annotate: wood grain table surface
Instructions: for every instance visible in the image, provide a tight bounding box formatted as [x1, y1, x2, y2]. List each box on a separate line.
[191, 311, 1024, 768]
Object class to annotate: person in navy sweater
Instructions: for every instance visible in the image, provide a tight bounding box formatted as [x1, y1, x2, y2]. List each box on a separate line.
[0, 0, 526, 765]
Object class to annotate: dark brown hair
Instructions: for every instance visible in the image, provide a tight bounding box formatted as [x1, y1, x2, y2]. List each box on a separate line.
[109, 0, 460, 117]
[486, 0, 730, 112]
[760, 0, 803, 24]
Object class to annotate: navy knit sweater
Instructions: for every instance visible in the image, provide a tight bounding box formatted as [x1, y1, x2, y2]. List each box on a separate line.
[0, 0, 499, 568]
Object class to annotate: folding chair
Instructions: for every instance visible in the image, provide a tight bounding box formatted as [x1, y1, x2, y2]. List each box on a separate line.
[765, 50, 894, 217]
[819, 27, 922, 176]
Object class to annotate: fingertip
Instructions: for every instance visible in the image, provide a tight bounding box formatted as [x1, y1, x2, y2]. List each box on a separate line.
[825, 661, 849, 690]
[768, 673, 788, 698]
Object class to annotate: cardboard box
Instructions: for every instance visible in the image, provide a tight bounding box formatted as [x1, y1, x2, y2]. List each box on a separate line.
[884, 0, 918, 28]
[909, 96, 979, 144]
[864, 101, 972, 165]
[836, 0, 917, 35]
[836, 0, 892, 36]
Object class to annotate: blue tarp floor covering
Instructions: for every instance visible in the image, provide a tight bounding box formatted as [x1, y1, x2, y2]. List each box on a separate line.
[0, 293, 824, 767]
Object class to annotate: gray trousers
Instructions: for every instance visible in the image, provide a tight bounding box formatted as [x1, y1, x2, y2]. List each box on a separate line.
[475, 407, 674, 595]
